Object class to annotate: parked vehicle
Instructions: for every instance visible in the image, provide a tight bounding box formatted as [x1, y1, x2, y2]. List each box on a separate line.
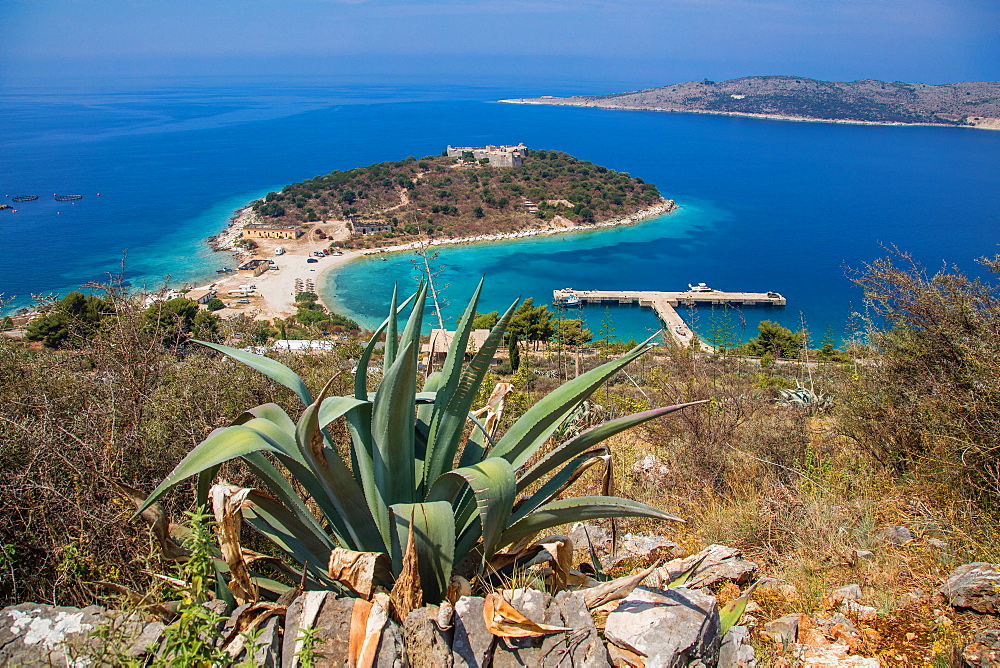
[307, 258, 319, 263]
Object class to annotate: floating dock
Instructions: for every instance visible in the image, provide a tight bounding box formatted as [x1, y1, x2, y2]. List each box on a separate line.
[552, 288, 786, 348]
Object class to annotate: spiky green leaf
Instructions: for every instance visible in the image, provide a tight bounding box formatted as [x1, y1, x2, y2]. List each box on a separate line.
[426, 457, 516, 564]
[390, 501, 456, 604]
[498, 496, 682, 550]
[517, 401, 706, 492]
[194, 340, 313, 406]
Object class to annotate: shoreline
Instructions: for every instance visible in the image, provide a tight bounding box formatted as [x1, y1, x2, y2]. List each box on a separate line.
[204, 198, 678, 323]
[498, 99, 1000, 131]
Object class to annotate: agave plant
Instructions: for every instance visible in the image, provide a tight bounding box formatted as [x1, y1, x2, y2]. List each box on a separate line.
[138, 281, 700, 605]
[777, 386, 832, 412]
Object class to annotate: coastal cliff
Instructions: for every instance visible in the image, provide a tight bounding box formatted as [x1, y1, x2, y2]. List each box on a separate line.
[501, 76, 1000, 129]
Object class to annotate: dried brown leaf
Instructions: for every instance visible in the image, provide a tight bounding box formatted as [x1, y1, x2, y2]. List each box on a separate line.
[389, 519, 422, 624]
[535, 535, 573, 594]
[582, 561, 660, 610]
[110, 479, 190, 562]
[328, 548, 392, 600]
[210, 483, 258, 605]
[221, 602, 287, 657]
[483, 591, 572, 638]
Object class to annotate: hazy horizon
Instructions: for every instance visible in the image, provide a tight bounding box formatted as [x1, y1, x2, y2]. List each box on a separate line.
[3, 0, 998, 88]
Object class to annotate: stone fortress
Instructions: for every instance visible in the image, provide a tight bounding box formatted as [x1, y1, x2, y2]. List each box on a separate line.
[446, 143, 527, 167]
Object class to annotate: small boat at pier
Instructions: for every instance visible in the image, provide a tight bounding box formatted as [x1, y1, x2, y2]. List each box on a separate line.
[687, 282, 714, 293]
[552, 289, 582, 308]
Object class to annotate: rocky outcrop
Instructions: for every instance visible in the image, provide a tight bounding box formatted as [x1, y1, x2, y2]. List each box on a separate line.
[650, 544, 758, 589]
[938, 563, 1000, 613]
[605, 586, 721, 667]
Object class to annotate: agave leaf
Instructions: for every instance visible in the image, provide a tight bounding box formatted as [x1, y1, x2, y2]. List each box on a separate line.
[194, 340, 313, 406]
[383, 285, 400, 374]
[232, 403, 297, 435]
[295, 379, 385, 553]
[425, 298, 519, 484]
[242, 493, 334, 583]
[234, 416, 302, 462]
[135, 425, 283, 516]
[497, 496, 683, 551]
[397, 283, 428, 375]
[426, 457, 516, 565]
[389, 501, 455, 604]
[430, 279, 484, 422]
[490, 335, 656, 470]
[354, 289, 417, 400]
[372, 341, 418, 509]
[719, 580, 760, 635]
[583, 525, 609, 583]
[316, 396, 370, 433]
[517, 401, 707, 492]
[509, 450, 610, 525]
[582, 561, 660, 609]
[242, 452, 332, 547]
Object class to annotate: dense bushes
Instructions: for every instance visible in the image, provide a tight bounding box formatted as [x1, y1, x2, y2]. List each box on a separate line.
[844, 251, 1000, 501]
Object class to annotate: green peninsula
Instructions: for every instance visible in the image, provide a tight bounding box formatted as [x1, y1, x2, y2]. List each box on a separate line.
[501, 76, 1000, 129]
[248, 147, 670, 249]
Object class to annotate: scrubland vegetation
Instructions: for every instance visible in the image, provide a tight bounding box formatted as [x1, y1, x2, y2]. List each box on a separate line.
[0, 250, 997, 664]
[249, 149, 664, 245]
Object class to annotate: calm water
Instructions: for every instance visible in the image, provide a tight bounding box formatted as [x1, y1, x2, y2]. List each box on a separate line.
[2, 78, 997, 343]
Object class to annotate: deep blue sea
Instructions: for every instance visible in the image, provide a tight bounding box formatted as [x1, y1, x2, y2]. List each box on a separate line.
[2, 77, 998, 343]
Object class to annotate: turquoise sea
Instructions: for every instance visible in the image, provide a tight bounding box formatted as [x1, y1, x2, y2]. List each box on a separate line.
[2, 77, 998, 342]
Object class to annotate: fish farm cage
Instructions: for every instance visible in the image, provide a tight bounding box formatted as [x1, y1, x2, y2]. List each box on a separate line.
[11, 195, 38, 203]
[54, 194, 83, 201]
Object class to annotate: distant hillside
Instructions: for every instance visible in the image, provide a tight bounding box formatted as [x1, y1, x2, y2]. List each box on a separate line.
[501, 76, 1000, 129]
[251, 149, 667, 248]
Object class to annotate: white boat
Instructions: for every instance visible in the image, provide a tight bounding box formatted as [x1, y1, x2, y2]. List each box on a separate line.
[687, 283, 714, 293]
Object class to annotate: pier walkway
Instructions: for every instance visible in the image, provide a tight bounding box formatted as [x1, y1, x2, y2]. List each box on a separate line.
[552, 288, 786, 348]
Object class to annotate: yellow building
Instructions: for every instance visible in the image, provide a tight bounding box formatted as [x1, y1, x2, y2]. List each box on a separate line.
[243, 223, 303, 240]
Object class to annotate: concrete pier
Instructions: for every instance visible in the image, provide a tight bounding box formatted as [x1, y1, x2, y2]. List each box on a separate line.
[552, 287, 786, 348]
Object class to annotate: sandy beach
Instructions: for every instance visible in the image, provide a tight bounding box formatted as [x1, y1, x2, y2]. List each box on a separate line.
[198, 198, 676, 322]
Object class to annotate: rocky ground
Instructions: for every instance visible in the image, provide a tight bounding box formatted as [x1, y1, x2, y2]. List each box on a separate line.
[3, 535, 999, 666]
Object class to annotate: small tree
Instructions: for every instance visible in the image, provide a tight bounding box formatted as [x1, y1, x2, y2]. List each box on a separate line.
[740, 320, 804, 359]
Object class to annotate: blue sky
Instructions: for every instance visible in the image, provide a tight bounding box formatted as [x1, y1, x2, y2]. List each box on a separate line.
[2, 0, 998, 86]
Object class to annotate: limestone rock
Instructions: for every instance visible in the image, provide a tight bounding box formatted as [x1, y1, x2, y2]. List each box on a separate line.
[0, 602, 107, 667]
[569, 522, 612, 551]
[761, 613, 801, 645]
[851, 549, 875, 562]
[938, 563, 1000, 613]
[631, 454, 670, 485]
[839, 600, 877, 621]
[539, 591, 610, 667]
[404, 606, 453, 668]
[452, 596, 492, 668]
[126, 620, 165, 658]
[963, 629, 1000, 667]
[491, 588, 550, 668]
[718, 625, 757, 668]
[281, 590, 332, 668]
[880, 525, 912, 545]
[253, 615, 283, 667]
[831, 584, 863, 603]
[604, 586, 721, 667]
[609, 534, 679, 567]
[307, 595, 356, 667]
[651, 544, 757, 589]
[375, 617, 406, 668]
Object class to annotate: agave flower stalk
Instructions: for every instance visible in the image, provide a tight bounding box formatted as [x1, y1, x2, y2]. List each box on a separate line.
[137, 281, 702, 604]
